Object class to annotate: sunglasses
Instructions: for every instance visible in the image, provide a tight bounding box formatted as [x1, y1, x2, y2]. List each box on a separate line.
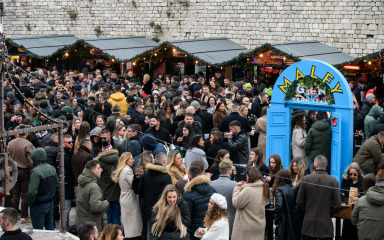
[65, 141, 73, 144]
[101, 137, 107, 140]
[348, 173, 357, 176]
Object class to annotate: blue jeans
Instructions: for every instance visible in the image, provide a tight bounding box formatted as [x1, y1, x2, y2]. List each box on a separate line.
[30, 201, 54, 230]
[65, 199, 72, 229]
[307, 157, 314, 173]
[106, 201, 121, 225]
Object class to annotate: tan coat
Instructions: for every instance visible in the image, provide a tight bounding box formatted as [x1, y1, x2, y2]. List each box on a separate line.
[168, 165, 186, 185]
[119, 166, 142, 238]
[255, 115, 267, 163]
[7, 137, 34, 170]
[232, 180, 266, 240]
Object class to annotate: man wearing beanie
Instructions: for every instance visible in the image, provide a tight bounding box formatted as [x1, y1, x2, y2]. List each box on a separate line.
[7, 91, 21, 107]
[27, 148, 58, 230]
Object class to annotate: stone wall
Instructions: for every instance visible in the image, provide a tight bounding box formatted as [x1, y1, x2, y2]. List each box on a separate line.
[3, 0, 384, 57]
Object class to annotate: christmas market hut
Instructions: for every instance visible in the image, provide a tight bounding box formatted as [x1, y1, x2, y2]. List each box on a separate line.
[222, 40, 355, 86]
[127, 37, 248, 80]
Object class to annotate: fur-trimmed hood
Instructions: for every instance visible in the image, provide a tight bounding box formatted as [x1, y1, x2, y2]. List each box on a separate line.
[184, 175, 211, 193]
[146, 163, 169, 174]
[97, 149, 119, 160]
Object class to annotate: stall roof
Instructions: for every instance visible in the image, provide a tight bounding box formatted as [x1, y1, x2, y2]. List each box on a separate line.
[8, 35, 80, 58]
[270, 41, 355, 65]
[84, 36, 158, 61]
[168, 38, 248, 64]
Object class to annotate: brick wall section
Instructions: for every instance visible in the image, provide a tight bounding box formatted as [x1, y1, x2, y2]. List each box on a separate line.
[3, 0, 384, 57]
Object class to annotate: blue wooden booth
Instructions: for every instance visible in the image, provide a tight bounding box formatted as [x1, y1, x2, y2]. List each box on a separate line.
[266, 60, 354, 183]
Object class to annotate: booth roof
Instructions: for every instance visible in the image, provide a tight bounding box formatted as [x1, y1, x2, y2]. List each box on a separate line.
[167, 38, 248, 65]
[83, 36, 158, 61]
[271, 41, 355, 65]
[7, 34, 80, 58]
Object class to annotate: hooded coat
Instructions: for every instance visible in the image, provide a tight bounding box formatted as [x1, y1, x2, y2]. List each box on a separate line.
[352, 186, 384, 240]
[353, 135, 384, 174]
[184, 175, 216, 239]
[97, 149, 121, 202]
[27, 151, 58, 207]
[304, 120, 332, 161]
[228, 131, 249, 164]
[33, 91, 50, 107]
[137, 163, 172, 219]
[140, 134, 167, 157]
[76, 168, 109, 233]
[364, 105, 383, 137]
[232, 180, 267, 240]
[108, 92, 128, 116]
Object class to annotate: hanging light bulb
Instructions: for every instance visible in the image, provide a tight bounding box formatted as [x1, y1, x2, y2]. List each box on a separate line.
[154, 53, 157, 56]
[260, 54, 263, 57]
[173, 48, 176, 51]
[65, 53, 69, 57]
[368, 61, 372, 65]
[133, 62, 136, 65]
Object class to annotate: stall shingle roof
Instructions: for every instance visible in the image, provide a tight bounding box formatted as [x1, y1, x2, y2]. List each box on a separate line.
[270, 41, 355, 65]
[169, 38, 248, 64]
[9, 35, 80, 57]
[84, 36, 158, 61]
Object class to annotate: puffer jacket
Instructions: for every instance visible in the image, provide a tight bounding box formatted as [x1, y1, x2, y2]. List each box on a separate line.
[364, 105, 383, 137]
[76, 168, 109, 233]
[352, 186, 384, 240]
[27, 153, 58, 206]
[304, 120, 332, 161]
[184, 175, 216, 239]
[140, 134, 167, 157]
[353, 135, 383, 174]
[33, 91, 50, 107]
[354, 108, 365, 132]
[97, 149, 121, 202]
[108, 92, 128, 115]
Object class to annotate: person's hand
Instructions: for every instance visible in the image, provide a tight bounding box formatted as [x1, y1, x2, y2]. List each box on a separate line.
[197, 227, 206, 236]
[236, 181, 245, 186]
[179, 164, 187, 174]
[177, 137, 183, 143]
[205, 172, 212, 179]
[266, 176, 272, 182]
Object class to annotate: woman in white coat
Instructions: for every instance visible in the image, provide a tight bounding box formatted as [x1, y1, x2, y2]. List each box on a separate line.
[291, 113, 307, 159]
[196, 193, 230, 240]
[114, 152, 142, 238]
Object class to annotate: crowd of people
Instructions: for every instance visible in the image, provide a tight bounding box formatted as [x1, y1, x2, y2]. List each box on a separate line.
[1, 65, 384, 240]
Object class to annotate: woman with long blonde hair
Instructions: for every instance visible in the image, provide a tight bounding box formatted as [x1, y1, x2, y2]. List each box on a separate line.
[152, 184, 190, 239]
[114, 152, 142, 238]
[166, 150, 188, 184]
[289, 157, 307, 188]
[196, 193, 229, 239]
[74, 121, 90, 151]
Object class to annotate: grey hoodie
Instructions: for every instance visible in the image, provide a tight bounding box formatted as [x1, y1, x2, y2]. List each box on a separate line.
[352, 186, 384, 240]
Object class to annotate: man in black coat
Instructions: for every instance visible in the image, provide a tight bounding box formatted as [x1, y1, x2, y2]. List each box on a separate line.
[82, 96, 96, 124]
[145, 115, 171, 144]
[138, 152, 172, 239]
[0, 208, 33, 240]
[17, 80, 33, 101]
[99, 92, 112, 118]
[43, 132, 59, 168]
[250, 92, 269, 118]
[220, 104, 252, 133]
[198, 101, 214, 136]
[71, 139, 93, 187]
[297, 155, 341, 240]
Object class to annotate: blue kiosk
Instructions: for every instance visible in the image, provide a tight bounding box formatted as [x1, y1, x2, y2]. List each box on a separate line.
[266, 60, 354, 183]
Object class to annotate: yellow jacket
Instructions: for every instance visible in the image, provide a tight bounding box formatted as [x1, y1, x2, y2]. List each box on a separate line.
[108, 92, 128, 115]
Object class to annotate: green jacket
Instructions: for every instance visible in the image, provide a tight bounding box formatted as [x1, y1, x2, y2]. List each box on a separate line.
[33, 92, 50, 107]
[304, 120, 332, 161]
[353, 135, 383, 174]
[352, 186, 384, 240]
[364, 105, 383, 137]
[27, 153, 58, 206]
[97, 149, 121, 202]
[76, 168, 109, 233]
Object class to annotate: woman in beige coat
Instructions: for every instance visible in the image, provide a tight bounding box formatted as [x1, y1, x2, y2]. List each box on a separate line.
[232, 167, 270, 240]
[114, 152, 142, 238]
[255, 106, 267, 163]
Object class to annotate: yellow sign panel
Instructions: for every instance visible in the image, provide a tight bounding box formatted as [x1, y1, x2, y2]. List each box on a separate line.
[10, 56, 20, 60]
